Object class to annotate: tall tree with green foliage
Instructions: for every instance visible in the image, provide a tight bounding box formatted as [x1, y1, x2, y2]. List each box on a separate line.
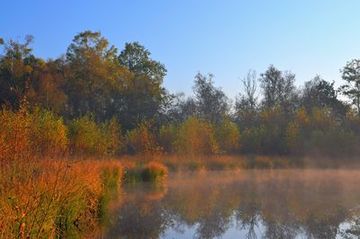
[0, 35, 35, 108]
[65, 31, 126, 120]
[260, 65, 298, 114]
[235, 70, 258, 128]
[193, 73, 229, 124]
[117, 42, 167, 129]
[340, 59, 360, 116]
[302, 76, 347, 117]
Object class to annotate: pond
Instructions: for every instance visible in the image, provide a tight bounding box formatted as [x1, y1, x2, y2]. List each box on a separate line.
[102, 169, 360, 239]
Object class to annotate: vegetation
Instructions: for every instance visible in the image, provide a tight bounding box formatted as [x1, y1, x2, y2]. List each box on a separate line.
[1, 30, 360, 237]
[123, 161, 168, 184]
[0, 157, 123, 238]
[1, 31, 360, 158]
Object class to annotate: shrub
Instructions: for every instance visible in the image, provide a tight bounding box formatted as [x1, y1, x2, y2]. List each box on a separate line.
[0, 159, 123, 238]
[174, 117, 219, 155]
[240, 127, 265, 154]
[126, 121, 159, 154]
[30, 107, 68, 157]
[307, 129, 358, 157]
[69, 115, 106, 155]
[158, 124, 178, 153]
[102, 117, 124, 155]
[286, 121, 302, 154]
[0, 106, 68, 161]
[141, 161, 168, 182]
[69, 115, 123, 156]
[215, 119, 240, 153]
[0, 106, 32, 163]
[123, 161, 168, 183]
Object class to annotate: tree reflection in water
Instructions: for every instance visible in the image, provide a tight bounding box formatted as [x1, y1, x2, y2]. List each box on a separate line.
[104, 170, 360, 239]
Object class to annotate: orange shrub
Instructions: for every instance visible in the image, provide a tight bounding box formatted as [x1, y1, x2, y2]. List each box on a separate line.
[215, 118, 240, 153]
[126, 121, 160, 154]
[30, 107, 68, 157]
[69, 115, 107, 155]
[174, 117, 219, 155]
[0, 106, 32, 163]
[0, 159, 123, 238]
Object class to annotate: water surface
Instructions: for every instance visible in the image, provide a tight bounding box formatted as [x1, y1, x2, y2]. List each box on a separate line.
[104, 169, 360, 239]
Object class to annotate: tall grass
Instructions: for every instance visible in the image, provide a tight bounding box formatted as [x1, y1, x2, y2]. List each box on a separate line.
[123, 161, 168, 184]
[0, 107, 124, 238]
[0, 159, 123, 238]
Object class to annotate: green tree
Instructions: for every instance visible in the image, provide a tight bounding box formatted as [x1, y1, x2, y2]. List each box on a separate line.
[118, 42, 166, 84]
[26, 59, 67, 114]
[117, 42, 167, 129]
[302, 76, 347, 117]
[193, 73, 229, 124]
[260, 65, 298, 114]
[235, 70, 258, 128]
[0, 35, 35, 108]
[340, 59, 360, 116]
[65, 30, 126, 120]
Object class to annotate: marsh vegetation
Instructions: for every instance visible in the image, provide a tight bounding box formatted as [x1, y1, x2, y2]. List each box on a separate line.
[1, 31, 360, 238]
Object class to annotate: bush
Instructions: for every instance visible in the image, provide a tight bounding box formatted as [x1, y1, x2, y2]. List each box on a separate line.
[0, 159, 123, 238]
[69, 115, 123, 156]
[69, 115, 107, 155]
[123, 161, 168, 183]
[240, 127, 265, 154]
[102, 117, 124, 155]
[126, 121, 159, 154]
[141, 161, 168, 182]
[174, 117, 219, 155]
[215, 119, 240, 153]
[30, 107, 68, 157]
[0, 106, 68, 161]
[307, 129, 358, 157]
[0, 106, 32, 163]
[158, 124, 178, 153]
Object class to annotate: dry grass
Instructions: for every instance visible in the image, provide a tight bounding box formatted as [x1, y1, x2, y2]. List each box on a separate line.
[121, 158, 168, 184]
[0, 158, 123, 238]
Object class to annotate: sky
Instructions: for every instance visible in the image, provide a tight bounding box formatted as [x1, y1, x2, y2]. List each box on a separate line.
[2, 0, 360, 99]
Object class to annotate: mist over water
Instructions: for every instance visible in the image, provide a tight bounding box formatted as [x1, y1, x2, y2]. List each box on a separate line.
[103, 169, 360, 239]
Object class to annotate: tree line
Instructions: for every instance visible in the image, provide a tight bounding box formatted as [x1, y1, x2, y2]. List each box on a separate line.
[1, 30, 360, 157]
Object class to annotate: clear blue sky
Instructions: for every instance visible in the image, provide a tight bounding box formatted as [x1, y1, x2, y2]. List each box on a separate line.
[2, 0, 360, 98]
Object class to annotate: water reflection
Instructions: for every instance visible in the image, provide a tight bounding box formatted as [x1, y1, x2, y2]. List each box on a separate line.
[104, 170, 360, 239]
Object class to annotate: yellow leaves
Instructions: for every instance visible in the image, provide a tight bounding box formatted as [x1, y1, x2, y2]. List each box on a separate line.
[286, 121, 300, 150]
[295, 107, 310, 126]
[69, 116, 123, 156]
[126, 121, 159, 155]
[311, 107, 333, 130]
[0, 107, 70, 162]
[215, 119, 240, 153]
[174, 117, 219, 155]
[30, 108, 69, 157]
[0, 107, 32, 162]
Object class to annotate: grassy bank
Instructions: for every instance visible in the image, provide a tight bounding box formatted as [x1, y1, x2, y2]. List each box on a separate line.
[118, 154, 304, 172]
[118, 154, 360, 173]
[0, 154, 355, 238]
[0, 159, 123, 238]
